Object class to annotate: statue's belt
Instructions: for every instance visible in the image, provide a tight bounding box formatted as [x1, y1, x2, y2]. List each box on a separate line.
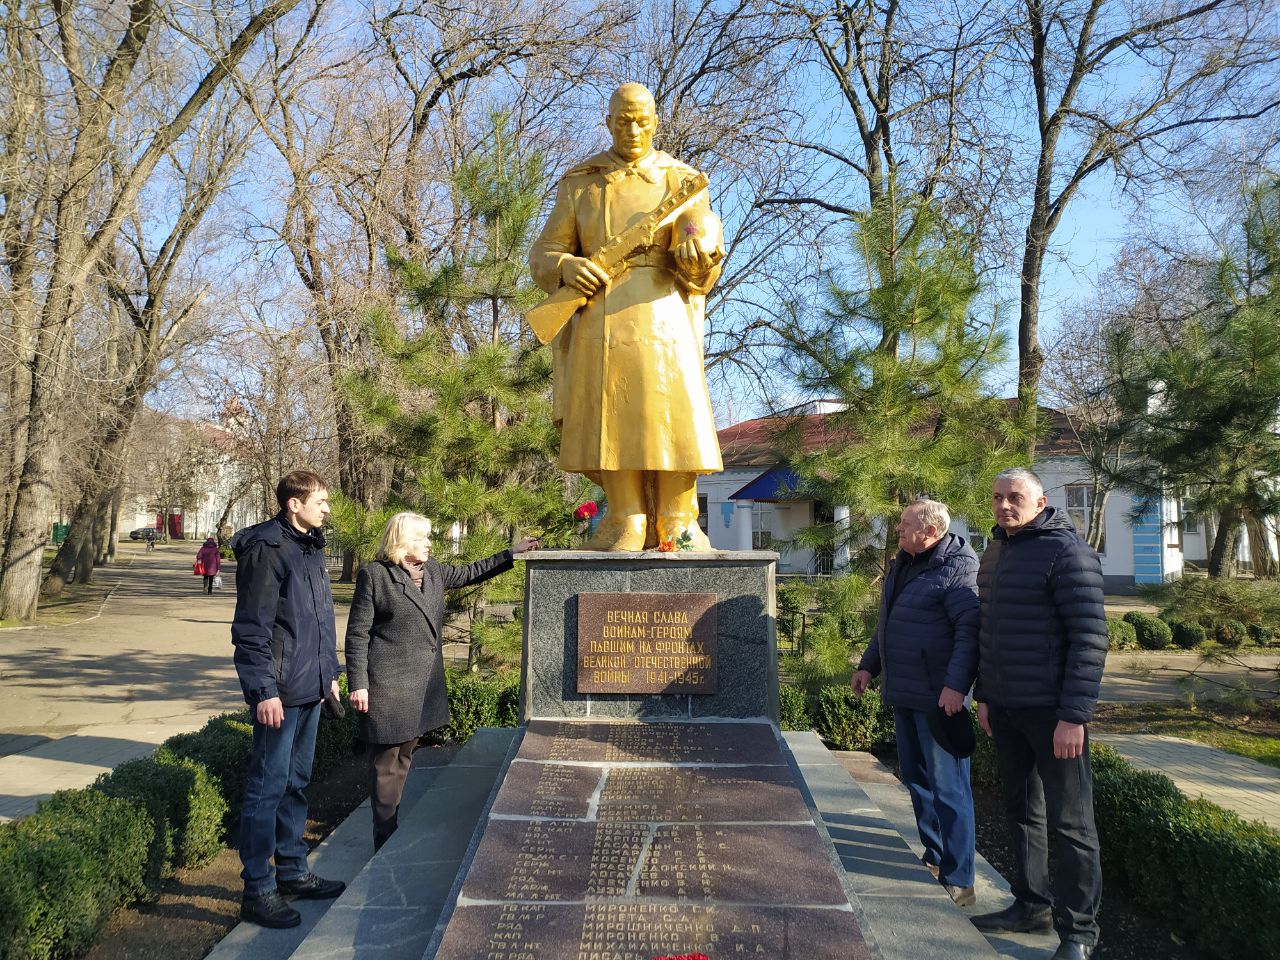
[621, 245, 674, 270]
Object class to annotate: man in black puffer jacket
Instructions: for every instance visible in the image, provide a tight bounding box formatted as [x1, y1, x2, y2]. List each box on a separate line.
[231, 470, 345, 929]
[970, 468, 1107, 960]
[853, 498, 979, 907]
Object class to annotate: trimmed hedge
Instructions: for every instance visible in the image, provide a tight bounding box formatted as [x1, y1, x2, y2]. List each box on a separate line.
[812, 685, 893, 750]
[0, 790, 152, 960]
[974, 731, 1280, 959]
[1203, 616, 1249, 649]
[443, 671, 505, 743]
[1106, 617, 1139, 651]
[778, 684, 810, 731]
[162, 712, 255, 831]
[1091, 743, 1280, 959]
[1164, 615, 1207, 649]
[94, 755, 226, 885]
[1123, 611, 1173, 650]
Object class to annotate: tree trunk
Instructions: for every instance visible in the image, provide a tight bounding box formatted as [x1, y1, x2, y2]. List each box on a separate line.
[1207, 506, 1241, 579]
[1086, 485, 1110, 553]
[1245, 512, 1277, 579]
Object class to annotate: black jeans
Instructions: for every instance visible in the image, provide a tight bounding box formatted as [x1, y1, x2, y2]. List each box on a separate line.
[989, 704, 1102, 945]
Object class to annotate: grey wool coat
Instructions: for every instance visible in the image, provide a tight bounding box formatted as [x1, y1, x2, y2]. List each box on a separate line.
[343, 551, 513, 745]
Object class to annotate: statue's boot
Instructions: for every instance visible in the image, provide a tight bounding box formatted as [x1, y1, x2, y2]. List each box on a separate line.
[584, 470, 647, 551]
[655, 472, 713, 549]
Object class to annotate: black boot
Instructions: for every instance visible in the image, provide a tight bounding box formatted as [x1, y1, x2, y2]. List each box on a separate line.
[240, 889, 301, 928]
[970, 900, 1053, 934]
[277, 872, 345, 899]
[1051, 941, 1097, 960]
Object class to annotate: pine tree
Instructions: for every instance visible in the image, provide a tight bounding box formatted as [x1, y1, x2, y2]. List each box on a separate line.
[334, 114, 587, 667]
[1110, 180, 1280, 579]
[777, 186, 1020, 679]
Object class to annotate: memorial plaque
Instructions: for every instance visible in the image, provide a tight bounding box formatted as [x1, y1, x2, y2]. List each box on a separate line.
[435, 903, 873, 960]
[577, 591, 717, 693]
[521, 720, 782, 764]
[637, 824, 851, 904]
[597, 765, 811, 823]
[460, 820, 647, 901]
[489, 760, 602, 819]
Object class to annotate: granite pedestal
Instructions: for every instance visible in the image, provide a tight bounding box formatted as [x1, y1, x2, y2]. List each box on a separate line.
[520, 551, 778, 722]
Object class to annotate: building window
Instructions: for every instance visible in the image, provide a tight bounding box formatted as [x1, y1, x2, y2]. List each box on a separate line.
[697, 494, 709, 533]
[751, 503, 774, 550]
[1065, 484, 1105, 552]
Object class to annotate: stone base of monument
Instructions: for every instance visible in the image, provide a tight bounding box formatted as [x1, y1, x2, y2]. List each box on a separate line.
[281, 551, 1009, 960]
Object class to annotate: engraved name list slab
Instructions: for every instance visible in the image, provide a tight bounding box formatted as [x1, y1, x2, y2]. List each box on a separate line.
[576, 592, 717, 694]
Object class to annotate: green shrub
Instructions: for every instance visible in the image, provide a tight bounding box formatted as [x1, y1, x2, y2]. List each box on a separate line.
[496, 676, 521, 728]
[1123, 611, 1173, 650]
[1090, 743, 1280, 958]
[1203, 617, 1249, 649]
[162, 712, 254, 829]
[314, 674, 361, 780]
[1247, 622, 1277, 646]
[1165, 615, 1208, 650]
[94, 755, 226, 884]
[969, 712, 1001, 790]
[0, 790, 153, 960]
[1106, 617, 1139, 651]
[1150, 576, 1280, 630]
[778, 684, 810, 731]
[443, 672, 502, 743]
[812, 685, 893, 750]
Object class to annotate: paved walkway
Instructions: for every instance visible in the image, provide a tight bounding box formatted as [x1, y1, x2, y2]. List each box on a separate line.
[0, 541, 350, 821]
[1094, 732, 1280, 830]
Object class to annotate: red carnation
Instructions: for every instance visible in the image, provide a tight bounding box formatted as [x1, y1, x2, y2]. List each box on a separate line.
[573, 501, 599, 522]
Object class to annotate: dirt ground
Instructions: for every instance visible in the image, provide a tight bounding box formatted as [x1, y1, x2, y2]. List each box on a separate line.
[83, 740, 458, 960]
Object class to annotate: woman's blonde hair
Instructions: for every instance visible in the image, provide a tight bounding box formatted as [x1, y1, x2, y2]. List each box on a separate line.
[376, 512, 432, 564]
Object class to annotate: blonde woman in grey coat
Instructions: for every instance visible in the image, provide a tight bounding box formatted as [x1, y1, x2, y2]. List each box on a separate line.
[345, 512, 536, 849]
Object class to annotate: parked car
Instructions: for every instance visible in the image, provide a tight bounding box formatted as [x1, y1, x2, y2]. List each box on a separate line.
[129, 527, 158, 541]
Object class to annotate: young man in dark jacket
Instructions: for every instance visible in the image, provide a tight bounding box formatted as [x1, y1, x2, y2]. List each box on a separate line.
[970, 467, 1108, 960]
[852, 499, 979, 907]
[231, 470, 345, 928]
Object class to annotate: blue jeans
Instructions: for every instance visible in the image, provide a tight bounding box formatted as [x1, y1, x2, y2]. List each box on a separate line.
[239, 701, 320, 896]
[893, 706, 975, 887]
[989, 704, 1101, 945]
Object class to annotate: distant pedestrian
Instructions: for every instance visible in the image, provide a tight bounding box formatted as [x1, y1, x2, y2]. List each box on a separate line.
[344, 512, 538, 850]
[852, 498, 979, 906]
[195, 537, 221, 593]
[969, 467, 1108, 960]
[230, 470, 345, 929]
[144, 528, 156, 552]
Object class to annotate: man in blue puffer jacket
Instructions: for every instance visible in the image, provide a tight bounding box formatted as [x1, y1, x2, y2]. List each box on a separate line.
[970, 467, 1107, 960]
[231, 470, 345, 929]
[852, 498, 979, 906]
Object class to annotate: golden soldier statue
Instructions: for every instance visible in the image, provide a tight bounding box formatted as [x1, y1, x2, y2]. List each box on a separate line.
[527, 83, 724, 551]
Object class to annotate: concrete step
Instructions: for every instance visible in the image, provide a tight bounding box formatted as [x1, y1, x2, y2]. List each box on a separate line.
[288, 729, 518, 960]
[204, 729, 517, 960]
[795, 735, 1061, 960]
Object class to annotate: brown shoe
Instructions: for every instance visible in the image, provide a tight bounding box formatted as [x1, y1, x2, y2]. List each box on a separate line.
[944, 884, 976, 907]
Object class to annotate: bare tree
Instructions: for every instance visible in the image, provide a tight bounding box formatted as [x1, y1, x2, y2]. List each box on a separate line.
[1011, 0, 1280, 446]
[0, 0, 306, 620]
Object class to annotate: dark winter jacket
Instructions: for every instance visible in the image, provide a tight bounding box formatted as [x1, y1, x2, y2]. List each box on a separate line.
[230, 514, 340, 709]
[857, 533, 980, 712]
[974, 506, 1107, 724]
[196, 539, 221, 576]
[344, 552, 514, 744]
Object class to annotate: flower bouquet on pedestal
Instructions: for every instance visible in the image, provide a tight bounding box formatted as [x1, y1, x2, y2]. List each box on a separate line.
[573, 500, 599, 538]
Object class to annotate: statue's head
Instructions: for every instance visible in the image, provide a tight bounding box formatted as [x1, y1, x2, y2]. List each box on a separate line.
[606, 83, 658, 162]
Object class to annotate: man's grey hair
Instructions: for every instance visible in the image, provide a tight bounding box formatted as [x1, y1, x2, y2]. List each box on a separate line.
[912, 498, 951, 534]
[994, 467, 1044, 497]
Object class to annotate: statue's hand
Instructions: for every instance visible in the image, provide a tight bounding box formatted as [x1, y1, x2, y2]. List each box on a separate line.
[562, 256, 609, 296]
[674, 236, 718, 277]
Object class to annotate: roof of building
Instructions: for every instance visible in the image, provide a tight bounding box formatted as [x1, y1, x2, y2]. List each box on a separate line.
[716, 402, 1082, 469]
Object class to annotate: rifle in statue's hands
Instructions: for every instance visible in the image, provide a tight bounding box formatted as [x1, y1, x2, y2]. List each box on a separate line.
[525, 171, 713, 345]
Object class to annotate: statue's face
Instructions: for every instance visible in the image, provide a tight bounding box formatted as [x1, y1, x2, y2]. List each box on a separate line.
[606, 98, 657, 162]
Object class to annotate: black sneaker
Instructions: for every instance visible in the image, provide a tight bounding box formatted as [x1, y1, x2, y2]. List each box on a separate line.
[277, 872, 345, 899]
[970, 900, 1053, 934]
[240, 889, 301, 928]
